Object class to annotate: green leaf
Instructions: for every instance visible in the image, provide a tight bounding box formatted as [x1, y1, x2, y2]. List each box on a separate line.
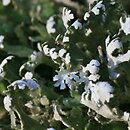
[4, 44, 33, 57]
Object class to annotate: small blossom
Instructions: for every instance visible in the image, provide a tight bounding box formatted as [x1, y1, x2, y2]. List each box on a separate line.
[90, 81, 114, 105]
[13, 79, 39, 90]
[86, 59, 100, 74]
[0, 56, 13, 80]
[46, 17, 56, 34]
[120, 16, 130, 35]
[85, 28, 92, 36]
[64, 53, 71, 64]
[53, 70, 68, 90]
[11, 72, 39, 90]
[71, 20, 82, 30]
[88, 74, 100, 82]
[53, 69, 77, 90]
[50, 48, 59, 60]
[89, 59, 100, 67]
[110, 0, 115, 5]
[0, 35, 4, 49]
[0, 56, 14, 68]
[91, 1, 105, 15]
[84, 12, 90, 21]
[62, 7, 74, 28]
[122, 112, 129, 121]
[47, 128, 55, 130]
[43, 45, 50, 55]
[2, 0, 11, 6]
[24, 72, 33, 79]
[105, 36, 123, 55]
[26, 79, 39, 89]
[105, 35, 130, 79]
[59, 49, 66, 57]
[63, 35, 69, 43]
[14, 80, 27, 89]
[3, 95, 12, 112]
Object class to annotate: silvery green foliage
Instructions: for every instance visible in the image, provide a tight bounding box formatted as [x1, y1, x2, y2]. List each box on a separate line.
[1, 0, 130, 130]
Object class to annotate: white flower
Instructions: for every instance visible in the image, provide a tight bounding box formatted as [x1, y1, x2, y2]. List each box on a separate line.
[105, 36, 123, 55]
[63, 35, 69, 43]
[64, 53, 71, 64]
[0, 56, 13, 80]
[0, 56, 14, 68]
[59, 49, 66, 57]
[86, 59, 100, 74]
[88, 74, 100, 82]
[24, 72, 33, 79]
[53, 70, 70, 90]
[62, 7, 74, 28]
[84, 12, 90, 21]
[90, 81, 114, 105]
[0, 35, 4, 49]
[89, 59, 100, 66]
[122, 112, 130, 121]
[105, 36, 130, 79]
[120, 16, 130, 35]
[50, 48, 59, 60]
[53, 69, 77, 90]
[3, 95, 12, 112]
[71, 20, 82, 30]
[110, 0, 115, 5]
[85, 28, 92, 36]
[91, 1, 105, 15]
[47, 128, 55, 130]
[2, 0, 11, 6]
[43, 45, 50, 55]
[46, 17, 56, 34]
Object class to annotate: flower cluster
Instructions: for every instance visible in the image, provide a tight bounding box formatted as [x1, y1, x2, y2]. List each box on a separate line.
[10, 72, 39, 90]
[42, 44, 71, 65]
[2, 0, 130, 130]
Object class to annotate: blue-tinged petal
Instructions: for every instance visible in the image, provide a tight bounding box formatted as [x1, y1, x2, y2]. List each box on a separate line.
[26, 79, 39, 89]
[15, 80, 27, 89]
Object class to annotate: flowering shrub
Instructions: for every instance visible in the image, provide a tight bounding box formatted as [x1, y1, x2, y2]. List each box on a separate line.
[1, 0, 130, 130]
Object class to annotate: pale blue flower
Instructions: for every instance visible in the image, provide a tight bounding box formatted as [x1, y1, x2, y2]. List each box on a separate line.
[2, 0, 11, 6]
[15, 80, 27, 89]
[11, 72, 39, 90]
[26, 79, 39, 89]
[53, 69, 78, 90]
